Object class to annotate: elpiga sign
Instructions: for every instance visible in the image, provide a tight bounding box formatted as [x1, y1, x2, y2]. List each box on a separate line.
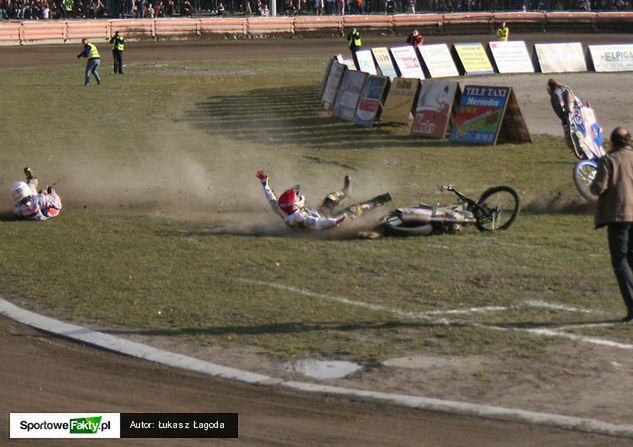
[450, 85, 530, 145]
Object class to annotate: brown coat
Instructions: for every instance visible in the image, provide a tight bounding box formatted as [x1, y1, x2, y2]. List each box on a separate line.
[590, 145, 633, 227]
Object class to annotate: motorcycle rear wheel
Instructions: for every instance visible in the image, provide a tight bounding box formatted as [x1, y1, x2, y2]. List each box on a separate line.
[475, 186, 520, 232]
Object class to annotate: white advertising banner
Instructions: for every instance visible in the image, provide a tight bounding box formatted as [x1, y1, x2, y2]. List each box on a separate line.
[534, 43, 587, 73]
[355, 49, 378, 75]
[417, 43, 459, 78]
[372, 47, 398, 78]
[589, 44, 633, 72]
[390, 45, 425, 80]
[336, 54, 356, 70]
[488, 40, 534, 74]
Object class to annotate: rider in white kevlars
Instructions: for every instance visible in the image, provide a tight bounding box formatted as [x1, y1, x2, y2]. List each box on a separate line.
[256, 170, 391, 230]
[10, 167, 62, 221]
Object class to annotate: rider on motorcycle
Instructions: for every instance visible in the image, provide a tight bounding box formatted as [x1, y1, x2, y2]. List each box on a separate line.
[255, 170, 391, 230]
[547, 78, 578, 126]
[10, 167, 62, 221]
[547, 78, 583, 150]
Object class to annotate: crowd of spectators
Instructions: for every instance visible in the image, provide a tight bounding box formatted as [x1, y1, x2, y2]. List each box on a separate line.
[0, 0, 630, 20]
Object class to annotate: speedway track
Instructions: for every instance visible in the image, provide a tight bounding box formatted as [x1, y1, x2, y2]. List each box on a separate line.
[2, 33, 633, 446]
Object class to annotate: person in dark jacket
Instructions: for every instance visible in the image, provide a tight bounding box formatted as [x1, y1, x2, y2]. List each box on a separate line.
[406, 29, 424, 47]
[590, 127, 633, 322]
[347, 28, 362, 70]
[109, 31, 125, 74]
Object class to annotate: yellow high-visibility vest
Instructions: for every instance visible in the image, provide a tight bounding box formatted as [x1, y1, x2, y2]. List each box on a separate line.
[496, 26, 509, 41]
[113, 36, 125, 52]
[87, 42, 100, 59]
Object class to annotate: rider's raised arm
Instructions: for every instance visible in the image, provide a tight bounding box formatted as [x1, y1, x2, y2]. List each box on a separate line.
[260, 178, 286, 218]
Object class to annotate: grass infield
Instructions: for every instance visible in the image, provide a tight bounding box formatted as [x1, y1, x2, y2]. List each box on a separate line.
[1, 57, 631, 363]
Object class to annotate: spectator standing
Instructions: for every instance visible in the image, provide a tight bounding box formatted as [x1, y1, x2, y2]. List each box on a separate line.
[314, 0, 323, 14]
[590, 127, 633, 322]
[40, 1, 49, 17]
[347, 27, 361, 68]
[406, 29, 424, 46]
[496, 21, 509, 40]
[77, 37, 101, 86]
[181, 0, 192, 14]
[404, 0, 414, 12]
[62, 0, 73, 17]
[109, 30, 125, 74]
[385, 0, 395, 13]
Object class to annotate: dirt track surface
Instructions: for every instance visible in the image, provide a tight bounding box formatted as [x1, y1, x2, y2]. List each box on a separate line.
[4, 34, 633, 446]
[3, 315, 632, 447]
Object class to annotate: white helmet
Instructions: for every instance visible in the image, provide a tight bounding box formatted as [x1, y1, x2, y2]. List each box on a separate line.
[10, 181, 33, 204]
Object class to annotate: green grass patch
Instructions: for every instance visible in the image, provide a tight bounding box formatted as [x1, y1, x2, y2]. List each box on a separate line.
[0, 57, 628, 363]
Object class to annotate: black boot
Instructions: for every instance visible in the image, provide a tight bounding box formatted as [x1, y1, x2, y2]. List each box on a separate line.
[342, 175, 352, 198]
[24, 167, 35, 182]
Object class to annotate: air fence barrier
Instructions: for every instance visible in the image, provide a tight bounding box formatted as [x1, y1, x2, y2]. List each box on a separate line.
[1, 12, 633, 45]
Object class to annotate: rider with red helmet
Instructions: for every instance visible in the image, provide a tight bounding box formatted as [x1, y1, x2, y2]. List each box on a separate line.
[256, 170, 391, 230]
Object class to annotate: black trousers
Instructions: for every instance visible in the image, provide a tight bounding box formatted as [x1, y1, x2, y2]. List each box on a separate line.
[113, 50, 124, 74]
[607, 223, 633, 316]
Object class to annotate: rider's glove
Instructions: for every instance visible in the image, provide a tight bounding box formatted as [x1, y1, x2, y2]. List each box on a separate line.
[256, 170, 269, 185]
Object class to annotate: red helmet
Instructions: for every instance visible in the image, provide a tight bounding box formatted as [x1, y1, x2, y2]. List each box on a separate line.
[278, 186, 305, 214]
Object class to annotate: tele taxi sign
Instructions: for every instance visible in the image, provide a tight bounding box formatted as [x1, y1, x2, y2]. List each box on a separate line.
[589, 44, 633, 72]
[450, 85, 509, 145]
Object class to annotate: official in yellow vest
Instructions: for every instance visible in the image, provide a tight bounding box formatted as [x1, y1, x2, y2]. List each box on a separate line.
[77, 38, 101, 86]
[109, 31, 125, 75]
[496, 22, 509, 41]
[347, 28, 362, 70]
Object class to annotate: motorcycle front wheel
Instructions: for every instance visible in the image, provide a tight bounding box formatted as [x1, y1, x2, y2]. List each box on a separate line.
[573, 159, 599, 203]
[475, 186, 520, 232]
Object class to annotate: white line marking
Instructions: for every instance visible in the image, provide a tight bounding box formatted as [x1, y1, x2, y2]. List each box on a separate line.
[2, 297, 633, 438]
[524, 328, 633, 350]
[240, 279, 438, 321]
[523, 300, 598, 314]
[246, 280, 633, 351]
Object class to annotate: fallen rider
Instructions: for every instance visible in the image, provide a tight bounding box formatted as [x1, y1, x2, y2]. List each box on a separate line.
[10, 167, 62, 221]
[255, 170, 391, 230]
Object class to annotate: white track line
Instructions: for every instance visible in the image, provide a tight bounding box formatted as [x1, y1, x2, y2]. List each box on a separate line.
[523, 300, 598, 314]
[240, 279, 438, 321]
[2, 297, 633, 438]
[245, 279, 633, 351]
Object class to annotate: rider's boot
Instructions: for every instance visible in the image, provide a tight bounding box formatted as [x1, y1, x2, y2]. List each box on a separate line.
[342, 175, 351, 199]
[318, 176, 352, 215]
[24, 167, 35, 182]
[24, 167, 39, 190]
